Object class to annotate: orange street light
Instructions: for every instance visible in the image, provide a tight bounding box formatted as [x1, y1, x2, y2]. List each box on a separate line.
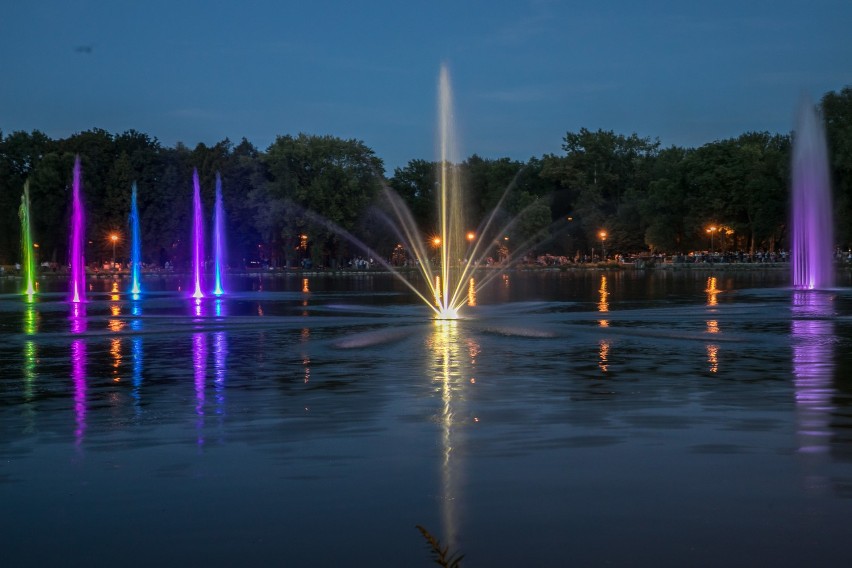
[466, 231, 476, 242]
[110, 233, 119, 267]
[706, 226, 718, 252]
[432, 236, 442, 247]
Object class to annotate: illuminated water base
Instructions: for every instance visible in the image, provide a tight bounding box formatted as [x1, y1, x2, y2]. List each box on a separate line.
[19, 182, 37, 300]
[791, 99, 834, 290]
[212, 173, 226, 296]
[129, 182, 142, 294]
[191, 169, 205, 299]
[69, 156, 87, 303]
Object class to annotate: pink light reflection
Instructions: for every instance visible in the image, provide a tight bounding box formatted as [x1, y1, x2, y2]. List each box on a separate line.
[71, 339, 87, 447]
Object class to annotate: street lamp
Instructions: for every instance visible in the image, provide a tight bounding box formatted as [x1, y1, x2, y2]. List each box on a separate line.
[466, 231, 476, 242]
[110, 234, 119, 268]
[599, 230, 607, 260]
[706, 226, 717, 253]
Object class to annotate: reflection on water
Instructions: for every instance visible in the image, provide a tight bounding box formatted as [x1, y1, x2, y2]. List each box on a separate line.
[214, 332, 227, 419]
[706, 277, 720, 373]
[3, 272, 852, 566]
[193, 332, 208, 448]
[23, 305, 38, 406]
[70, 303, 86, 334]
[598, 275, 610, 372]
[71, 339, 87, 447]
[301, 327, 311, 383]
[428, 319, 477, 550]
[132, 337, 143, 412]
[706, 276, 720, 307]
[792, 291, 836, 493]
[110, 338, 123, 383]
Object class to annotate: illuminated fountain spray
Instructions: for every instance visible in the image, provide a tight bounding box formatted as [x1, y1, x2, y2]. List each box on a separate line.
[212, 173, 226, 296]
[69, 156, 87, 303]
[129, 182, 142, 295]
[308, 64, 539, 318]
[791, 98, 834, 290]
[191, 169, 205, 299]
[382, 65, 490, 319]
[19, 181, 37, 300]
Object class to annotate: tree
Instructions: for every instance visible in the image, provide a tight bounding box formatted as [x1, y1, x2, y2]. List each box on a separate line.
[261, 134, 384, 267]
[821, 87, 852, 248]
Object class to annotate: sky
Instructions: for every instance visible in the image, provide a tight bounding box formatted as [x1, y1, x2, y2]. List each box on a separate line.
[1, 0, 850, 174]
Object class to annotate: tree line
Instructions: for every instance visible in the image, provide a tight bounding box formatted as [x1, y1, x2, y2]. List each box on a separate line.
[1, 87, 850, 269]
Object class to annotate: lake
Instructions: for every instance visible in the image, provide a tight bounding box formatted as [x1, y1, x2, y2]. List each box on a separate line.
[1, 269, 851, 567]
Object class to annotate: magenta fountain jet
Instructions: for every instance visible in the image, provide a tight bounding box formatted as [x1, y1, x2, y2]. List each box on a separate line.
[69, 156, 87, 303]
[791, 98, 834, 290]
[192, 169, 205, 299]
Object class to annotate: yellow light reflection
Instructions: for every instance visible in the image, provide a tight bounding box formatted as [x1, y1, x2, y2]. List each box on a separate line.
[108, 295, 125, 332]
[427, 319, 478, 550]
[467, 277, 476, 307]
[302, 278, 310, 293]
[706, 276, 719, 307]
[598, 275, 609, 312]
[598, 275, 609, 327]
[707, 320, 719, 334]
[707, 344, 719, 373]
[110, 337, 122, 382]
[599, 340, 610, 373]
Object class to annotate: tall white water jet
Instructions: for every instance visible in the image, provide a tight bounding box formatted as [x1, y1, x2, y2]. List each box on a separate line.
[791, 98, 834, 290]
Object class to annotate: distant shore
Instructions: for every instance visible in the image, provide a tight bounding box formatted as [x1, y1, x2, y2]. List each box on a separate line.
[0, 261, 818, 280]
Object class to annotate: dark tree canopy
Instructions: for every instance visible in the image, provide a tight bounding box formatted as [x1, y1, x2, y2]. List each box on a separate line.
[1, 85, 850, 267]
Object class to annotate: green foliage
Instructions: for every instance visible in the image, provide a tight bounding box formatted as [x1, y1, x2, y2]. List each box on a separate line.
[822, 87, 852, 247]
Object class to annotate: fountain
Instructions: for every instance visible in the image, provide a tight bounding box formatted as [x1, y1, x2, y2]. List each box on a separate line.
[791, 98, 834, 290]
[129, 182, 142, 295]
[19, 181, 37, 300]
[212, 173, 226, 296]
[191, 169, 205, 300]
[375, 64, 531, 319]
[69, 156, 87, 303]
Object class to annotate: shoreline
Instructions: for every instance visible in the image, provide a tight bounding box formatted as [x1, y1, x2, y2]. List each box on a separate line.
[0, 261, 818, 281]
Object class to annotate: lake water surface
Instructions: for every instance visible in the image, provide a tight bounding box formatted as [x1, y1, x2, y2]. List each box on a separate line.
[1, 269, 851, 567]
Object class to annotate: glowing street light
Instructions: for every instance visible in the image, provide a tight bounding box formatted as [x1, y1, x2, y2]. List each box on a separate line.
[706, 226, 717, 253]
[599, 230, 608, 260]
[466, 231, 476, 242]
[432, 236, 442, 247]
[110, 233, 119, 268]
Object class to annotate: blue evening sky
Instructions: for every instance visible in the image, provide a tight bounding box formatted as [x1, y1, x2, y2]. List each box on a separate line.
[1, 0, 850, 173]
